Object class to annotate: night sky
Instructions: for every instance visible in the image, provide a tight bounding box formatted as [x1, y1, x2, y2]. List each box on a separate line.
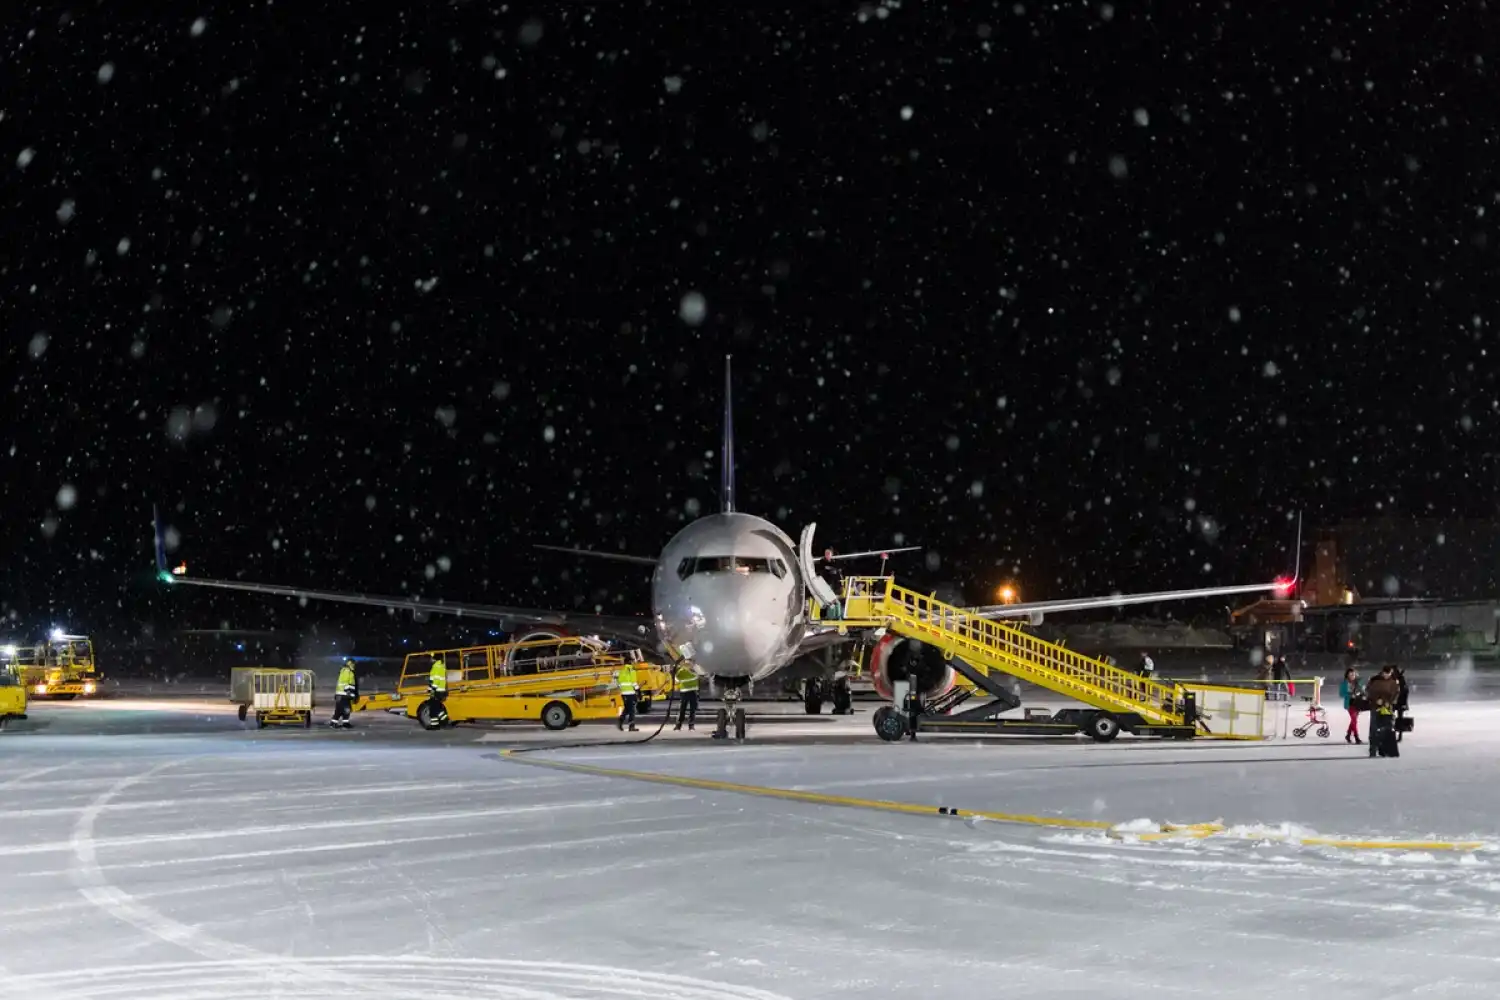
[4, 4, 1496, 636]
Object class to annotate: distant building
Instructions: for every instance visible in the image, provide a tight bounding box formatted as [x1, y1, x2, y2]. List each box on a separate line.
[1302, 518, 1500, 606]
[1238, 518, 1500, 662]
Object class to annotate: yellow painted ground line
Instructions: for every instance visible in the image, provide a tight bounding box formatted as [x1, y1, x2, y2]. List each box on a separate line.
[495, 749, 1111, 830]
[495, 751, 1490, 853]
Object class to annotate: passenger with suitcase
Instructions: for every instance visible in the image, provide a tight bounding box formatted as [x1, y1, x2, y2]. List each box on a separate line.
[1365, 664, 1401, 758]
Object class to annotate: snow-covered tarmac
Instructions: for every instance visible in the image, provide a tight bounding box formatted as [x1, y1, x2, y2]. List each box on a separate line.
[3, 695, 1500, 999]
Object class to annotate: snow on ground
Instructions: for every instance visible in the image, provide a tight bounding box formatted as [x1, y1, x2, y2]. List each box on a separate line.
[1, 698, 1499, 998]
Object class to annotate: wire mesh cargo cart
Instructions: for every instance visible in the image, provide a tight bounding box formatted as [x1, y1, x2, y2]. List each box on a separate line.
[250, 668, 315, 729]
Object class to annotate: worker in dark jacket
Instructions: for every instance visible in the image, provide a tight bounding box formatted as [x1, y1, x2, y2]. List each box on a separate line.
[1365, 664, 1401, 758]
[1394, 666, 1410, 742]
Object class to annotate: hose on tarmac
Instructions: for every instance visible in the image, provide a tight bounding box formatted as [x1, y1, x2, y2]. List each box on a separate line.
[504, 667, 678, 755]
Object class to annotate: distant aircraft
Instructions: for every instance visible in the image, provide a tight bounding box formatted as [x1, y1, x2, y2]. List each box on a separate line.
[153, 356, 1290, 738]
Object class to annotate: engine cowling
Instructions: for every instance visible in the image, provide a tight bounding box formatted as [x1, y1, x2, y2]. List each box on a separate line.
[868, 634, 955, 701]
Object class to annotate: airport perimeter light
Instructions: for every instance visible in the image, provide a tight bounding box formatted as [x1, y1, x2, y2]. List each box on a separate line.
[997, 584, 1019, 604]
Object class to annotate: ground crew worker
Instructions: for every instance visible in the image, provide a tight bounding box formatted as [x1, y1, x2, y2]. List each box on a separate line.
[615, 661, 640, 731]
[674, 663, 699, 730]
[1366, 664, 1401, 758]
[330, 658, 358, 729]
[426, 655, 450, 728]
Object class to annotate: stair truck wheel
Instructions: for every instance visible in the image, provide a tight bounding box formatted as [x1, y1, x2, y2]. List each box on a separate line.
[541, 700, 572, 731]
[416, 702, 440, 731]
[1087, 713, 1121, 743]
[238, 704, 249, 722]
[638, 695, 653, 715]
[873, 705, 906, 742]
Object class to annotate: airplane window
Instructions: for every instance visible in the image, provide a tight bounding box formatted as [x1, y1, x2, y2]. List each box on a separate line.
[677, 556, 784, 579]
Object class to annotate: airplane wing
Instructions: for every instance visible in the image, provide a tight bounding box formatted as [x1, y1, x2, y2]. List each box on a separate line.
[966, 580, 1293, 623]
[153, 511, 658, 648]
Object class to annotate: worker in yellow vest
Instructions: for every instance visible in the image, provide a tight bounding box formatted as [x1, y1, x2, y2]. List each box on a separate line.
[330, 658, 358, 729]
[673, 663, 699, 731]
[426, 655, 450, 728]
[615, 662, 639, 732]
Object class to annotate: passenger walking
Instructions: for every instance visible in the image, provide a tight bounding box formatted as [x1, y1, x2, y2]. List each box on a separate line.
[426, 655, 450, 728]
[1365, 664, 1401, 758]
[330, 657, 358, 729]
[1339, 666, 1363, 745]
[1272, 655, 1294, 701]
[616, 661, 640, 731]
[1394, 666, 1410, 742]
[673, 663, 699, 730]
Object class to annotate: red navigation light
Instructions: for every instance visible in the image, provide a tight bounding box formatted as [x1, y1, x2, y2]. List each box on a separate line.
[1273, 578, 1294, 594]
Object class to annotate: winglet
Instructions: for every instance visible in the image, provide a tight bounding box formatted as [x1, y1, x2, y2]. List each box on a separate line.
[1292, 510, 1303, 584]
[722, 354, 736, 514]
[152, 505, 169, 580]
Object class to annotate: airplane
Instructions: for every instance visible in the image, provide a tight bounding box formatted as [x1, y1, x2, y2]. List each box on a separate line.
[152, 355, 1294, 739]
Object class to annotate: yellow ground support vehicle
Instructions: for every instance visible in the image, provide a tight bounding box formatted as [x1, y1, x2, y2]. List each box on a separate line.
[248, 668, 315, 729]
[0, 660, 26, 730]
[354, 637, 671, 731]
[2, 634, 101, 699]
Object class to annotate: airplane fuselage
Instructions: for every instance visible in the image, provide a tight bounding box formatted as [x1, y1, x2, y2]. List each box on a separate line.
[650, 512, 805, 683]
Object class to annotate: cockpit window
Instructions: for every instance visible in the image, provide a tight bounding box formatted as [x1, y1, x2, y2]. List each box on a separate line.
[677, 556, 789, 580]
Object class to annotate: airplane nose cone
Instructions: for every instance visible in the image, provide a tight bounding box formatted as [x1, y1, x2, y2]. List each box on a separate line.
[694, 617, 778, 677]
[655, 574, 789, 679]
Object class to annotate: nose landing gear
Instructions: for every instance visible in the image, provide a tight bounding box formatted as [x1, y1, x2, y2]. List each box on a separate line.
[712, 678, 750, 741]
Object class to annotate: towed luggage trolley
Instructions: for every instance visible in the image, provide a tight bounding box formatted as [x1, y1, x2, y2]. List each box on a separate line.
[250, 668, 315, 729]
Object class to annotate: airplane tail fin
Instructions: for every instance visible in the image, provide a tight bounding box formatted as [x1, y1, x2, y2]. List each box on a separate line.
[722, 354, 736, 514]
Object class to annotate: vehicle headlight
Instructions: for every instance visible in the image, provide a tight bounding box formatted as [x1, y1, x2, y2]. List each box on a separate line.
[84, 682, 96, 694]
[35, 684, 47, 695]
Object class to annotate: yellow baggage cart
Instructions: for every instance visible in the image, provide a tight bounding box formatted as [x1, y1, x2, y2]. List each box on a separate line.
[250, 668, 315, 729]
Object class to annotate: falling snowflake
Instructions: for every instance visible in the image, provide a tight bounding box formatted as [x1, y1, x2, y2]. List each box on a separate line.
[679, 291, 707, 326]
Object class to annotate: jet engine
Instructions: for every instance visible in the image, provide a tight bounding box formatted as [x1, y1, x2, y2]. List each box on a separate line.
[867, 633, 956, 701]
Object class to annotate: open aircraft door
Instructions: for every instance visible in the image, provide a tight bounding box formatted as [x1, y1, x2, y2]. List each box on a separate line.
[799, 523, 840, 609]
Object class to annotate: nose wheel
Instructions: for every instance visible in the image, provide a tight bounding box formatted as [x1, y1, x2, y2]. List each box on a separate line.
[712, 683, 749, 741]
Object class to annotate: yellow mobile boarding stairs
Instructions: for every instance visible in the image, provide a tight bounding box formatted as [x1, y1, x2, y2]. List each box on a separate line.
[824, 576, 1271, 743]
[354, 637, 672, 731]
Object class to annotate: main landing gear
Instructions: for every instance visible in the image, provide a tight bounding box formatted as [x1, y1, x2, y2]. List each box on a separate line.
[802, 676, 854, 716]
[713, 678, 750, 742]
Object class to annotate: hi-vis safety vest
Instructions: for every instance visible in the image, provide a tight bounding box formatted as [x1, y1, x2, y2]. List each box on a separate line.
[675, 665, 699, 693]
[616, 665, 639, 695]
[429, 662, 448, 692]
[337, 665, 356, 695]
